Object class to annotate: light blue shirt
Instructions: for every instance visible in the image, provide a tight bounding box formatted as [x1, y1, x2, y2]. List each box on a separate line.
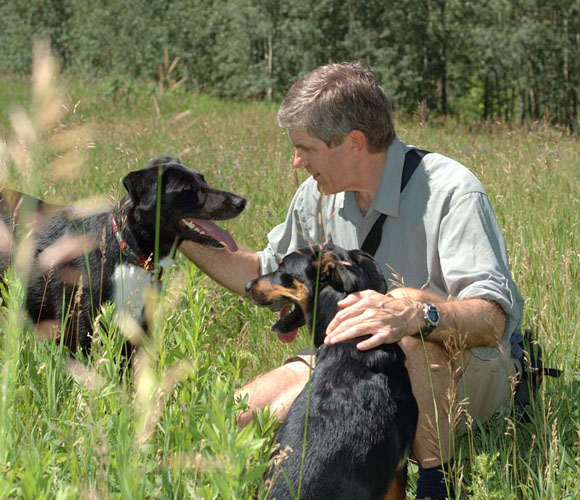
[258, 137, 524, 360]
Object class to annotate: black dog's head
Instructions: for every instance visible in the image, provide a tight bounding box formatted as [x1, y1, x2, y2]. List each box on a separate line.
[122, 156, 246, 251]
[245, 244, 387, 346]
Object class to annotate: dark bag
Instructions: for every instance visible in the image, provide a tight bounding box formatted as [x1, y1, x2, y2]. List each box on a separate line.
[514, 328, 562, 419]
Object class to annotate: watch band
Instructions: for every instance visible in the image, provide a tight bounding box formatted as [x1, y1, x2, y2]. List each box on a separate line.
[416, 301, 439, 338]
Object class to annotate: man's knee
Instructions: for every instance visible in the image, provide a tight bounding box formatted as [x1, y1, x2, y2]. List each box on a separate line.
[235, 360, 311, 427]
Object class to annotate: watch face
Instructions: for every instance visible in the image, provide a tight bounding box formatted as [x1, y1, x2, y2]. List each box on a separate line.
[428, 307, 439, 324]
[423, 303, 439, 326]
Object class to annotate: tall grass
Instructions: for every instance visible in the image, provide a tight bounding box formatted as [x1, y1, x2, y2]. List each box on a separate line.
[1, 45, 579, 498]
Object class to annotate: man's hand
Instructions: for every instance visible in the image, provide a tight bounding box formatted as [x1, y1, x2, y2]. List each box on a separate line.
[324, 286, 507, 351]
[324, 290, 424, 351]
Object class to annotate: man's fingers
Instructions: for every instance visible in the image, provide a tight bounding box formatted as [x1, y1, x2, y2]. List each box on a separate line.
[336, 291, 365, 307]
[337, 289, 386, 306]
[328, 292, 396, 335]
[326, 304, 367, 334]
[324, 320, 385, 345]
[356, 334, 389, 351]
[325, 291, 407, 348]
[326, 302, 382, 335]
[325, 316, 364, 341]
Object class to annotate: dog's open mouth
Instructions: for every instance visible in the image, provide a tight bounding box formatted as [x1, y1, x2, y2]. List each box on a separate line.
[271, 300, 306, 344]
[180, 218, 238, 251]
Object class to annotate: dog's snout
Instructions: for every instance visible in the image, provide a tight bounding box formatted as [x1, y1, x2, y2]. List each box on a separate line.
[233, 196, 247, 212]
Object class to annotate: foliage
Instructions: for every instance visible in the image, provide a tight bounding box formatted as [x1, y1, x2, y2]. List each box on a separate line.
[0, 0, 579, 129]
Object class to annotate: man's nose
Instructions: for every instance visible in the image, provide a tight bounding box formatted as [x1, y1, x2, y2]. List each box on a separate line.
[293, 151, 307, 169]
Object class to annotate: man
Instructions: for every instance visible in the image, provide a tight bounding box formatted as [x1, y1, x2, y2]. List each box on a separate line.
[180, 61, 523, 500]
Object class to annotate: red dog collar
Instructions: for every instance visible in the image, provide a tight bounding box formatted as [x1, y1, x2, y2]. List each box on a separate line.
[110, 213, 154, 271]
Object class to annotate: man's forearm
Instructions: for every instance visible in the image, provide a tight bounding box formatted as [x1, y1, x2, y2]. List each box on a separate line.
[389, 287, 506, 349]
[179, 241, 261, 296]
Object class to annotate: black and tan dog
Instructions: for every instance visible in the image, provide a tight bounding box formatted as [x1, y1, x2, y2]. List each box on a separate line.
[0, 156, 246, 355]
[246, 244, 418, 500]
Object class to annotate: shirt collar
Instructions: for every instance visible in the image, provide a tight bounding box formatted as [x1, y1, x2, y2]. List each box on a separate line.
[340, 136, 407, 219]
[370, 136, 407, 217]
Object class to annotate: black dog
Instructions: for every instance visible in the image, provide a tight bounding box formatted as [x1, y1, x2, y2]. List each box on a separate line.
[0, 156, 246, 355]
[246, 244, 418, 500]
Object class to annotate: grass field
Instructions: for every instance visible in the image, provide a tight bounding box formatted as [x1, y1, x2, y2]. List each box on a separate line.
[1, 55, 579, 499]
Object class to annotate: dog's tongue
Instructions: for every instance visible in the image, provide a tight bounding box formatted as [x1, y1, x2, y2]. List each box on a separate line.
[189, 219, 238, 252]
[277, 304, 298, 343]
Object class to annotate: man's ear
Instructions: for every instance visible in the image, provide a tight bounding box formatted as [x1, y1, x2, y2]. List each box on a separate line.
[348, 130, 367, 153]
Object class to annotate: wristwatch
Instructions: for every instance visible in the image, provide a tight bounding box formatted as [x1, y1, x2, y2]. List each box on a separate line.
[417, 301, 440, 338]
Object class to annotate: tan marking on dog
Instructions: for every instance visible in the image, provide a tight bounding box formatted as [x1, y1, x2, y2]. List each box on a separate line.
[289, 279, 309, 312]
[250, 279, 309, 313]
[319, 251, 337, 276]
[383, 467, 408, 500]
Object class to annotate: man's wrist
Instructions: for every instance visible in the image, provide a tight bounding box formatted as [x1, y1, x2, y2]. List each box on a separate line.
[414, 301, 440, 338]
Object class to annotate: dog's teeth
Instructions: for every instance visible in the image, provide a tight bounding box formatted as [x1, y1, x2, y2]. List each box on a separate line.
[183, 220, 207, 235]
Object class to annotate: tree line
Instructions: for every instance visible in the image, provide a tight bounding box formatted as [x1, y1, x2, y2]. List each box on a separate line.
[1, 0, 578, 130]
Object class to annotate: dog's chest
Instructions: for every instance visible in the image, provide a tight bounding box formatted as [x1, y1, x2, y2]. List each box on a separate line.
[112, 263, 157, 321]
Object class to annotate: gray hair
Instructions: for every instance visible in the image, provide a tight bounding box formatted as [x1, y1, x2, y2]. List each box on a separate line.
[277, 61, 395, 153]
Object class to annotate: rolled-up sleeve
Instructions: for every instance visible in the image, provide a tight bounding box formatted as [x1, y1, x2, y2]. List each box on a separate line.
[439, 191, 523, 356]
[257, 182, 317, 274]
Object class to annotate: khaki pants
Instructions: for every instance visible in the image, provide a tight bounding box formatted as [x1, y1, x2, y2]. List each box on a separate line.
[456, 347, 520, 430]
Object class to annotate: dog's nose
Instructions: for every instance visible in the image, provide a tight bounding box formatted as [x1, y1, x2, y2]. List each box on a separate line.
[234, 197, 247, 212]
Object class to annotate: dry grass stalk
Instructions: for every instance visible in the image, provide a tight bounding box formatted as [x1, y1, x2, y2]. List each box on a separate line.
[37, 233, 97, 272]
[67, 358, 107, 392]
[169, 452, 223, 473]
[134, 355, 193, 446]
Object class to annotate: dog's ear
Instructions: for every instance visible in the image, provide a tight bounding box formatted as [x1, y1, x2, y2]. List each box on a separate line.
[124, 156, 184, 208]
[348, 249, 388, 293]
[122, 167, 161, 209]
[147, 155, 181, 168]
[320, 250, 354, 293]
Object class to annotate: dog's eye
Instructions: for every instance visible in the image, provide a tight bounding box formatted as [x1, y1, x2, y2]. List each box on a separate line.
[279, 273, 295, 287]
[183, 185, 192, 191]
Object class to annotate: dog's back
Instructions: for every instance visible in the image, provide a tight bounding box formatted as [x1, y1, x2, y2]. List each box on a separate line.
[0, 187, 64, 274]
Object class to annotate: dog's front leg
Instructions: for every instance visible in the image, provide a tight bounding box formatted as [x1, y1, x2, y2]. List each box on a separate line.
[383, 465, 408, 500]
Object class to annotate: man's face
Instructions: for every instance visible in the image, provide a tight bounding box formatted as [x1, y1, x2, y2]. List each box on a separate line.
[288, 128, 356, 195]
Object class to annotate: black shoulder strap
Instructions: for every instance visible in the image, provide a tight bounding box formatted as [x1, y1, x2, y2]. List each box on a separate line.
[361, 148, 430, 256]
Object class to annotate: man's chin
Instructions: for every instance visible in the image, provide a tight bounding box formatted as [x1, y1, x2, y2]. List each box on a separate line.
[315, 181, 335, 196]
